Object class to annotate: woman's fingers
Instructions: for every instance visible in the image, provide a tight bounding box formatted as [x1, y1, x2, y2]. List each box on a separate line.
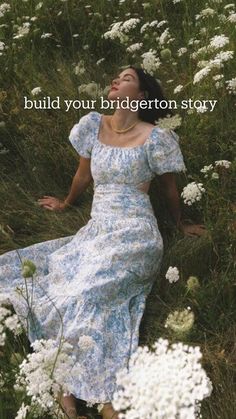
[43, 205, 54, 210]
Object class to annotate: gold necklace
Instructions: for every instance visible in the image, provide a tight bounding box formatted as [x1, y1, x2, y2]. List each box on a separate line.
[110, 116, 139, 133]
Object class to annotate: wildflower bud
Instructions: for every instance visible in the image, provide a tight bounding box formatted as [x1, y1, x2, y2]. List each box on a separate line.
[186, 276, 200, 293]
[160, 48, 172, 61]
[165, 308, 195, 339]
[21, 259, 36, 278]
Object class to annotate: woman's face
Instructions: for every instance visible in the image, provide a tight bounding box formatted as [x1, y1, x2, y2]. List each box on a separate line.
[108, 68, 145, 101]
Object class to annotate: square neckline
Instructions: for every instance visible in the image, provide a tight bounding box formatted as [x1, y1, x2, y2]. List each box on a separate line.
[95, 112, 157, 150]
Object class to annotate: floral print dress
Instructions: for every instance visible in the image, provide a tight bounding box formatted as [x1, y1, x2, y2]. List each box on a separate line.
[0, 111, 186, 404]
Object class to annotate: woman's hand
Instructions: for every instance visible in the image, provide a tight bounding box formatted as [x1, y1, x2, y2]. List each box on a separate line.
[178, 223, 207, 237]
[37, 196, 69, 211]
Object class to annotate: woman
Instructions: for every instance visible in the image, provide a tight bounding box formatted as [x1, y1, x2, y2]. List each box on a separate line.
[0, 66, 205, 419]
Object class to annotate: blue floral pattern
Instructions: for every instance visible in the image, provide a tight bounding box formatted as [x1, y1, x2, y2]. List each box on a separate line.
[0, 111, 186, 404]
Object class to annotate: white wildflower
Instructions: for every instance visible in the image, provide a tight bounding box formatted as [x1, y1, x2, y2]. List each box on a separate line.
[159, 28, 173, 46]
[4, 314, 22, 335]
[209, 34, 229, 50]
[177, 47, 187, 56]
[165, 308, 195, 337]
[140, 22, 150, 34]
[15, 402, 29, 419]
[126, 42, 143, 53]
[181, 182, 205, 205]
[193, 66, 212, 84]
[0, 41, 5, 51]
[141, 50, 161, 75]
[213, 74, 224, 81]
[156, 20, 168, 28]
[228, 13, 236, 23]
[224, 4, 235, 10]
[165, 266, 179, 283]
[215, 159, 231, 168]
[212, 172, 219, 179]
[96, 58, 105, 65]
[41, 33, 52, 38]
[211, 50, 234, 65]
[31, 87, 41, 96]
[15, 338, 83, 415]
[121, 18, 140, 33]
[78, 82, 103, 98]
[0, 3, 11, 18]
[195, 8, 215, 20]
[74, 60, 86, 76]
[200, 164, 214, 177]
[225, 77, 236, 94]
[196, 105, 208, 113]
[13, 22, 30, 39]
[173, 84, 183, 94]
[156, 113, 182, 130]
[112, 338, 213, 418]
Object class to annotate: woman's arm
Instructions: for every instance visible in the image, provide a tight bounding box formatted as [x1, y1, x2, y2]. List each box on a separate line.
[158, 173, 206, 237]
[37, 156, 93, 210]
[64, 157, 93, 206]
[159, 173, 182, 227]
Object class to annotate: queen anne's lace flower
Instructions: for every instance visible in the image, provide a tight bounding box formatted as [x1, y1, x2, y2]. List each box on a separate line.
[112, 338, 213, 418]
[165, 308, 195, 337]
[215, 160, 231, 168]
[31, 87, 41, 96]
[165, 266, 179, 283]
[181, 182, 205, 205]
[15, 338, 83, 416]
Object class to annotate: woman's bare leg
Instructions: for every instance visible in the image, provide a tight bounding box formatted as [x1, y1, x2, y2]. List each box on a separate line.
[57, 392, 87, 419]
[100, 402, 119, 419]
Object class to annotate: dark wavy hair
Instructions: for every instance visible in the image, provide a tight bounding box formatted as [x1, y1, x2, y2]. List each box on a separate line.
[128, 65, 174, 124]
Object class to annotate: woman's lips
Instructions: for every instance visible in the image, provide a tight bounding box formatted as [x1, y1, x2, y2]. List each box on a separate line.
[110, 87, 118, 91]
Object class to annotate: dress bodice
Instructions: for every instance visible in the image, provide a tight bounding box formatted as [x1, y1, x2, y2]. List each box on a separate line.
[68, 111, 186, 192]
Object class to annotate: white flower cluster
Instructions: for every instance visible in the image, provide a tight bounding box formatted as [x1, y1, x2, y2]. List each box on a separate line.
[14, 338, 83, 416]
[181, 182, 205, 206]
[209, 34, 229, 50]
[225, 77, 236, 94]
[156, 113, 182, 130]
[0, 3, 10, 18]
[173, 84, 183, 93]
[78, 82, 103, 98]
[215, 159, 231, 168]
[165, 307, 195, 338]
[112, 338, 213, 418]
[103, 18, 140, 44]
[177, 47, 188, 56]
[126, 42, 143, 53]
[74, 60, 86, 76]
[0, 304, 22, 346]
[13, 22, 31, 39]
[165, 266, 179, 283]
[200, 160, 231, 179]
[31, 86, 42, 96]
[141, 50, 161, 75]
[15, 402, 29, 419]
[195, 8, 216, 20]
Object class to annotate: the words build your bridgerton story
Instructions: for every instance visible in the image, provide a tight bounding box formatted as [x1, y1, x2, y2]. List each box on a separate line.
[23, 95, 218, 112]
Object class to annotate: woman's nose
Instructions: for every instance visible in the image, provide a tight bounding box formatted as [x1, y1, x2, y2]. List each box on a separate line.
[112, 78, 119, 87]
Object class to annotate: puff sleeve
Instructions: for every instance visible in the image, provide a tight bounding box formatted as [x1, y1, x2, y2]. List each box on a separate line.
[68, 111, 94, 158]
[146, 127, 186, 176]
